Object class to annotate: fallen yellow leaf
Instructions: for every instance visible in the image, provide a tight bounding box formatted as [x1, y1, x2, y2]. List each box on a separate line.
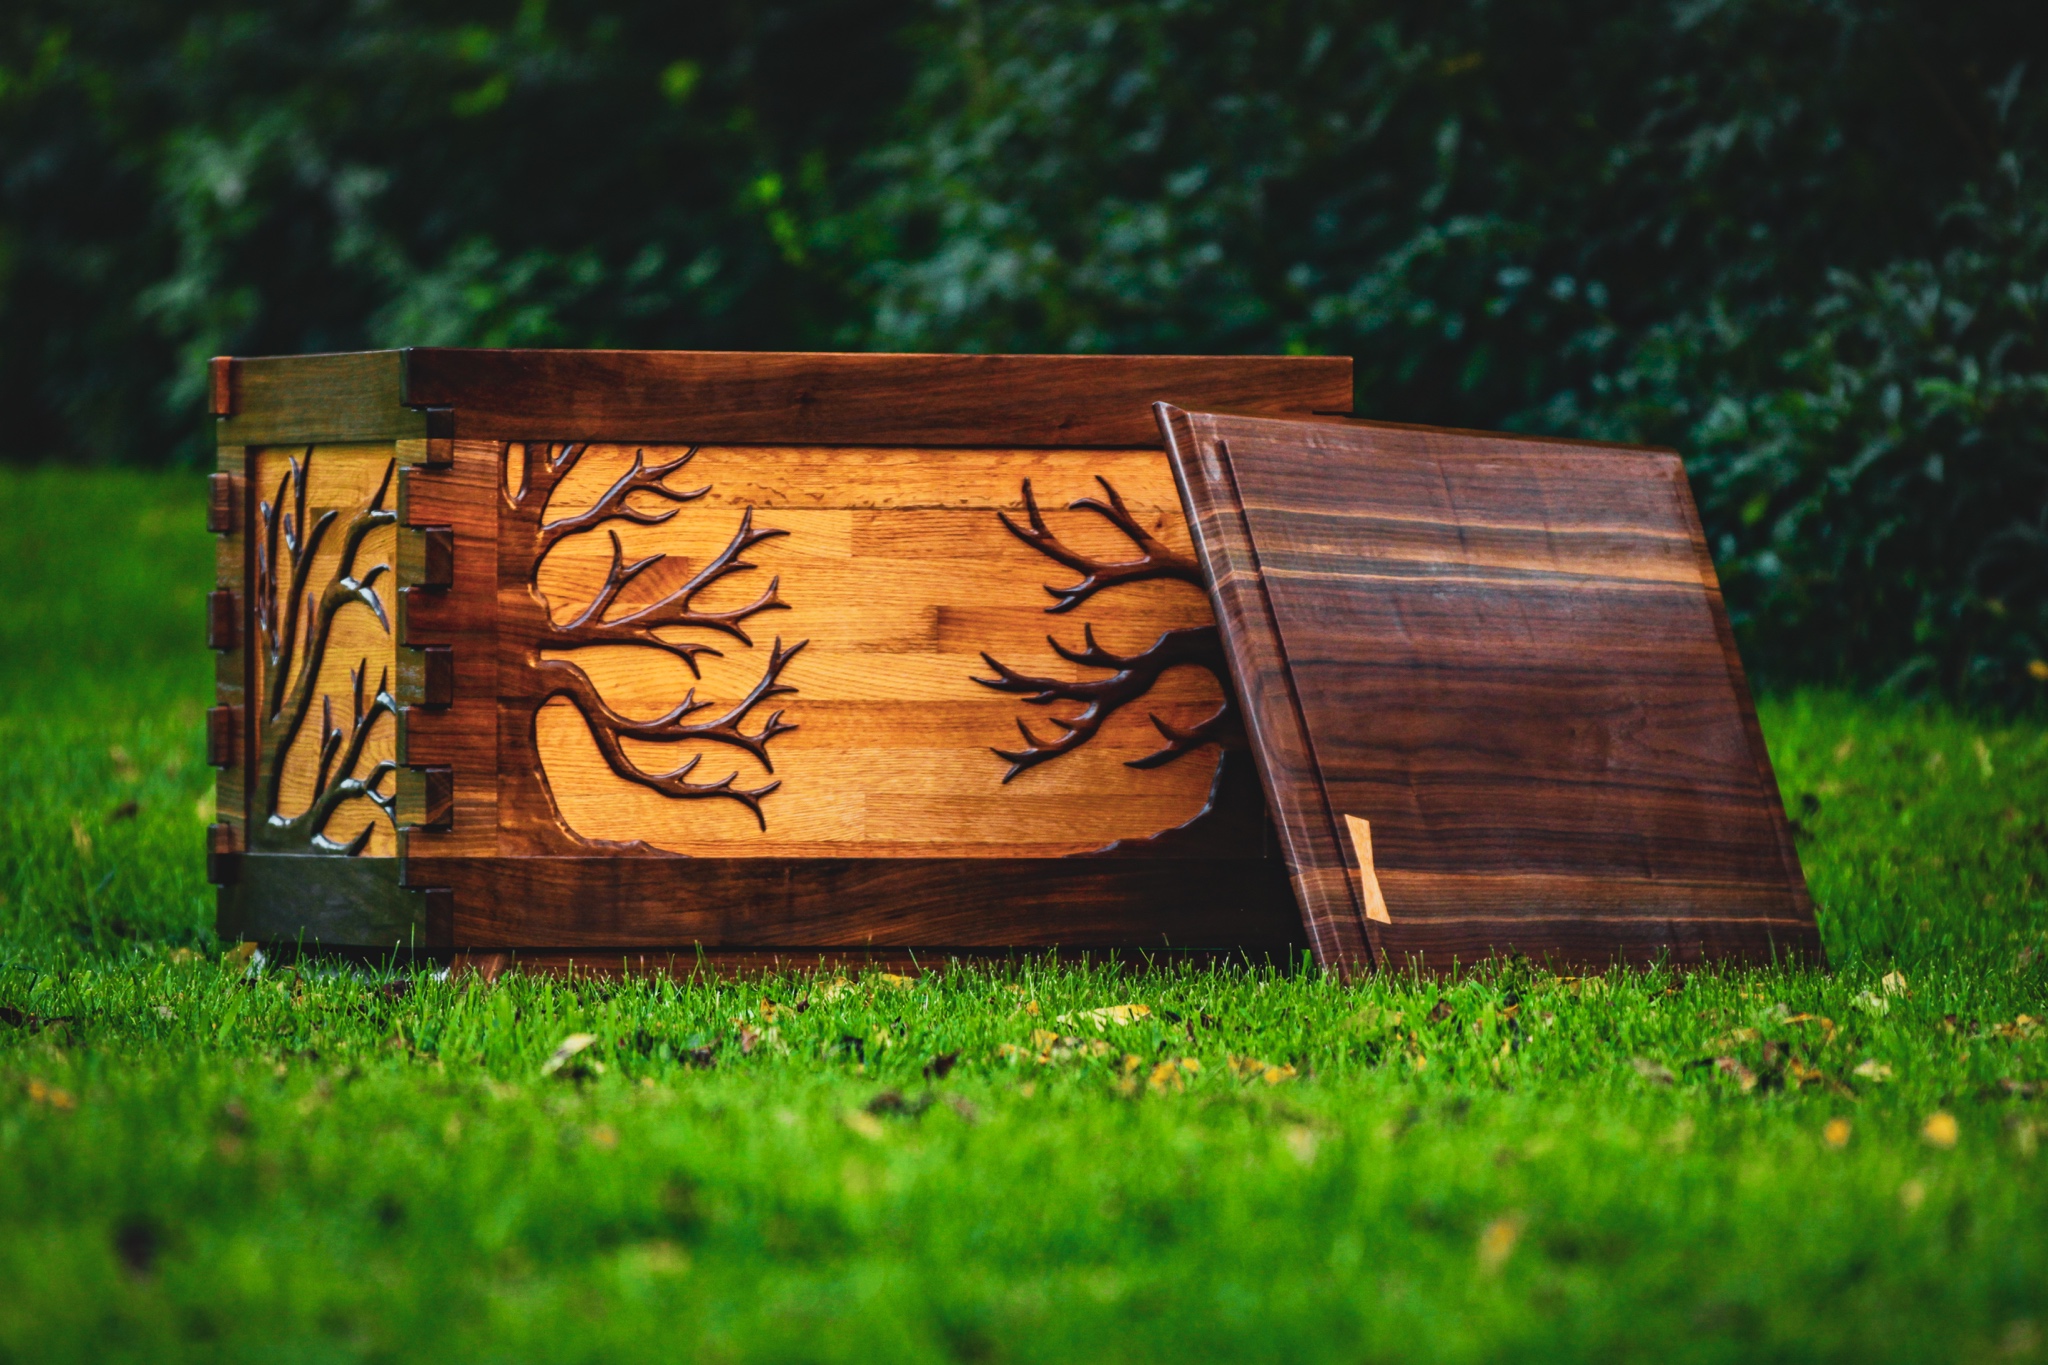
[1714, 1056, 1759, 1093]
[841, 1109, 886, 1140]
[1882, 971, 1909, 997]
[540, 1033, 599, 1077]
[1057, 1004, 1151, 1027]
[874, 973, 916, 989]
[1922, 1111, 1959, 1149]
[618, 1241, 690, 1277]
[1227, 1054, 1299, 1085]
[1477, 1214, 1524, 1273]
[26, 1078, 75, 1111]
[1823, 1117, 1851, 1149]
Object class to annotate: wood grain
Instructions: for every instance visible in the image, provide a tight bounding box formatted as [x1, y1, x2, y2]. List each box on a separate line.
[419, 855, 1301, 951]
[402, 350, 1351, 445]
[210, 444, 250, 917]
[444, 946, 1296, 982]
[219, 352, 433, 446]
[1158, 405, 1819, 972]
[256, 445, 401, 857]
[397, 439, 500, 860]
[1157, 406, 1374, 974]
[508, 443, 1238, 859]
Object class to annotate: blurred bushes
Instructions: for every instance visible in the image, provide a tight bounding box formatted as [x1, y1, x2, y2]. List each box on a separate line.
[1, 0, 2043, 701]
[0, 0, 912, 466]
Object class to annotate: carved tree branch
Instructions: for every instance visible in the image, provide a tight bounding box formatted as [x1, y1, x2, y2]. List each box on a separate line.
[999, 476, 1203, 612]
[262, 661, 399, 854]
[252, 450, 399, 853]
[536, 638, 806, 829]
[974, 624, 1236, 781]
[979, 476, 1237, 780]
[537, 444, 710, 558]
[539, 508, 789, 675]
[519, 440, 807, 829]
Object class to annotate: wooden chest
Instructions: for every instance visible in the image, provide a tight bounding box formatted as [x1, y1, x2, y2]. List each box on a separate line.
[204, 350, 1350, 966]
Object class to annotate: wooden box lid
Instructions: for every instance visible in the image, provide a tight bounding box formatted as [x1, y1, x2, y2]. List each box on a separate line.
[1156, 404, 1821, 974]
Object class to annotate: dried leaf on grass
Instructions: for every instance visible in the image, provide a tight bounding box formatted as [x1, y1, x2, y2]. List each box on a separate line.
[1477, 1214, 1524, 1273]
[1056, 1004, 1151, 1027]
[1630, 1057, 1676, 1086]
[1002, 1030, 1115, 1065]
[1145, 1058, 1201, 1094]
[541, 1033, 600, 1078]
[1922, 1111, 1959, 1148]
[1853, 1059, 1893, 1082]
[1823, 1117, 1852, 1148]
[0, 1007, 75, 1034]
[1227, 1055, 1297, 1085]
[26, 1078, 76, 1110]
[1713, 1056, 1759, 1092]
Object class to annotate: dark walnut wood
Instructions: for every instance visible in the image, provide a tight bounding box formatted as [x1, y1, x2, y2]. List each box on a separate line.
[414, 855, 1299, 952]
[213, 350, 1350, 447]
[1157, 403, 1819, 974]
[206, 472, 242, 534]
[402, 350, 1351, 445]
[209, 446, 251, 937]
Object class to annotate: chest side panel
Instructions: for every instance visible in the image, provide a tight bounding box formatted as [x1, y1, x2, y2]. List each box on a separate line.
[503, 443, 1254, 859]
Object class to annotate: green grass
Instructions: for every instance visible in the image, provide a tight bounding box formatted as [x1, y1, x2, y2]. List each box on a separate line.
[2, 468, 2045, 1363]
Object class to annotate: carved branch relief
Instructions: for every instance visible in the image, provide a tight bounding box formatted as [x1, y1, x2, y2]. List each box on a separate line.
[975, 476, 1241, 782]
[515, 443, 806, 831]
[251, 446, 400, 854]
[512, 446, 1241, 859]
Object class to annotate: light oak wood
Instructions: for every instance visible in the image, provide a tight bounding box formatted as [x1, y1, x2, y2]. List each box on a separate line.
[254, 444, 401, 857]
[211, 446, 249, 864]
[527, 444, 1227, 857]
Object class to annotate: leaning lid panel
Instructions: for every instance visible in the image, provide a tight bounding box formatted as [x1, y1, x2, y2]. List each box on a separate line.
[1156, 403, 1818, 974]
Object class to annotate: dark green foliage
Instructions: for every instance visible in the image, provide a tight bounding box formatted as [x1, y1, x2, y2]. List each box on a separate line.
[1679, 178, 2048, 706]
[2, 0, 2044, 697]
[851, 0, 2048, 702]
[0, 0, 913, 466]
